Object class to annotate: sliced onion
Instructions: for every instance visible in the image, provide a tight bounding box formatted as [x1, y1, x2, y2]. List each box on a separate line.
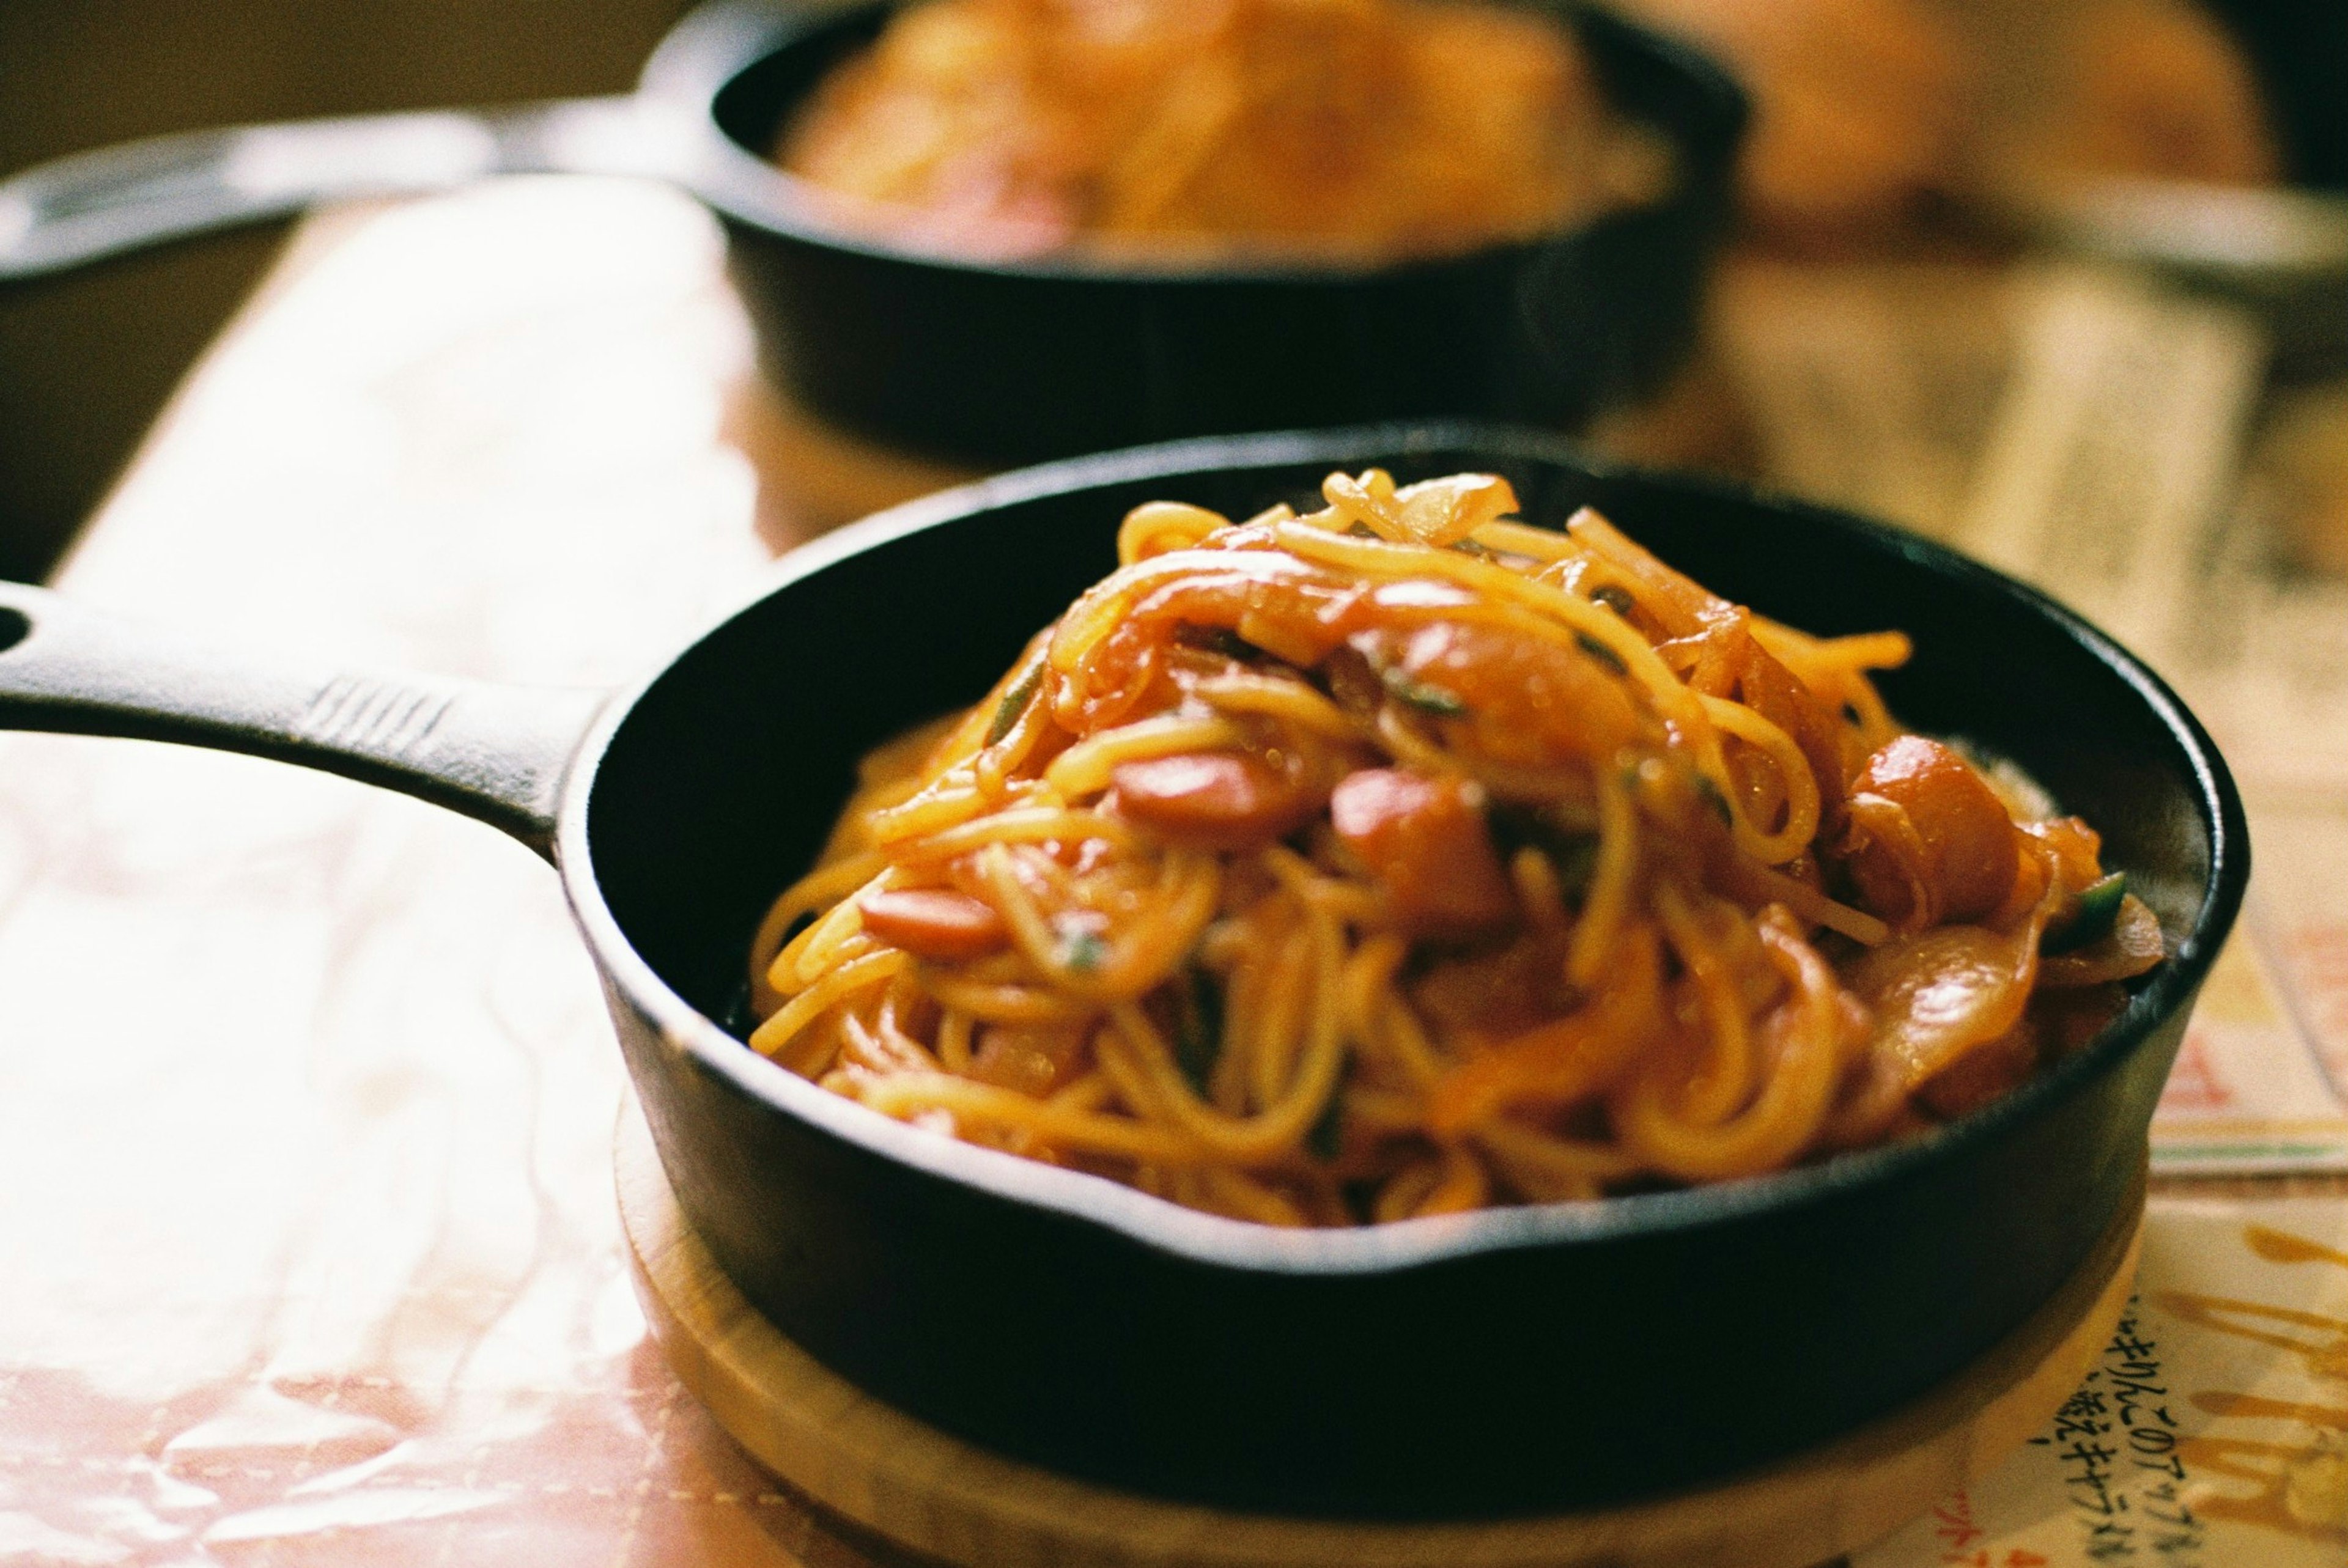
[1391, 473, 1518, 545]
[2039, 895, 2166, 987]
[1844, 922, 2037, 1089]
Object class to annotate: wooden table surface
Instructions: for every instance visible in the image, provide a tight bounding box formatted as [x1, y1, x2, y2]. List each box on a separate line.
[0, 177, 916, 1568]
[0, 177, 2338, 1568]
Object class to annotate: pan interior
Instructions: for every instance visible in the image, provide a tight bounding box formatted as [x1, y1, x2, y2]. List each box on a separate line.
[585, 435, 2218, 1088]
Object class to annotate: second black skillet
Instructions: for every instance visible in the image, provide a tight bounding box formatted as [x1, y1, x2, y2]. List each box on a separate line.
[0, 2, 1745, 467]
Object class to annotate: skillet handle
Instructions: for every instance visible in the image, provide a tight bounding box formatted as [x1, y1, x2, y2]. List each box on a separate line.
[0, 582, 607, 861]
[0, 95, 668, 283]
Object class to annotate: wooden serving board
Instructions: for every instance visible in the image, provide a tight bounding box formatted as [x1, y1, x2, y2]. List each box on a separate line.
[617, 1106, 2144, 1568]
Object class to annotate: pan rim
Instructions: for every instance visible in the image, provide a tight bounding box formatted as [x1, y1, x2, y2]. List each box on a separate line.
[553, 420, 2248, 1275]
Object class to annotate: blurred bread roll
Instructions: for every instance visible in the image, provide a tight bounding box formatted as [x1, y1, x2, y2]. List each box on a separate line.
[1620, 0, 2279, 243]
[2005, 0, 2278, 188]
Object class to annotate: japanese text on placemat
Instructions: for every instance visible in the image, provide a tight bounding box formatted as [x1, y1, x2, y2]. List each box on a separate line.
[2028, 1297, 2204, 1563]
[1930, 1489, 2049, 1567]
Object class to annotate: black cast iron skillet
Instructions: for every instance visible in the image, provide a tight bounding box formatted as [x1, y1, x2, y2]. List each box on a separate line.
[0, 2, 1744, 468]
[0, 424, 2245, 1520]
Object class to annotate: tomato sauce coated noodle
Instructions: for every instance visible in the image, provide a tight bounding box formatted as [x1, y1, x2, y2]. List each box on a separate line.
[747, 473, 2165, 1226]
[775, 0, 1665, 262]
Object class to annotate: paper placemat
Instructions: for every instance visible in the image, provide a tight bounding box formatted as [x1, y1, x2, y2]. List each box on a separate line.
[1859, 1194, 2348, 1564]
[2152, 933, 2348, 1174]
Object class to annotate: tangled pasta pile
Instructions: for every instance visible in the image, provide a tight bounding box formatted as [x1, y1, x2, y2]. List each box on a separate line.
[777, 0, 1660, 260]
[749, 472, 2164, 1226]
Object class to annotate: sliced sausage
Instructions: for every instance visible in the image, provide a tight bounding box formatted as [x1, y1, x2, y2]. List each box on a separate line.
[1837, 736, 2019, 929]
[1109, 751, 1318, 850]
[1331, 768, 1516, 939]
[859, 888, 1010, 962]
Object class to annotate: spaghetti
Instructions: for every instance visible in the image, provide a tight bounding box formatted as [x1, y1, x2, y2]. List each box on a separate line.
[748, 472, 2165, 1226]
[775, 0, 1665, 262]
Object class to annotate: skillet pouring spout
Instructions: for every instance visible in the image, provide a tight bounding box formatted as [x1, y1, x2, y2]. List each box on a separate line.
[0, 581, 607, 859]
